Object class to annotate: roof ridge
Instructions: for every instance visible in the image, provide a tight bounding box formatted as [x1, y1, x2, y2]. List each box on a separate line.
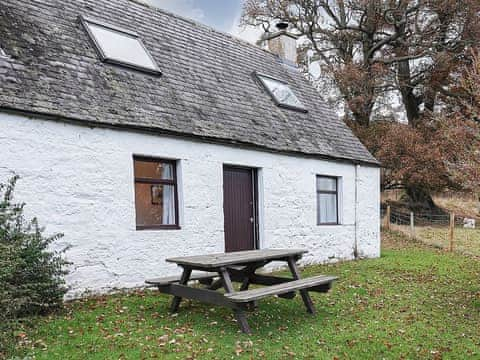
[129, 0, 276, 59]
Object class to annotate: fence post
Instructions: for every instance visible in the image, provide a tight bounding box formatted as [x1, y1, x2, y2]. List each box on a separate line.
[449, 212, 455, 252]
[410, 212, 415, 238]
[385, 205, 391, 230]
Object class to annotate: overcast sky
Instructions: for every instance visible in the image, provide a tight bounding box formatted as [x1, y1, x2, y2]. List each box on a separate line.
[142, 0, 261, 43]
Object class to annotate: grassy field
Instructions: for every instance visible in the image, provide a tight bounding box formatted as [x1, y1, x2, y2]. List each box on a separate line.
[383, 190, 479, 219]
[11, 231, 480, 359]
[433, 195, 479, 220]
[416, 227, 480, 256]
[389, 223, 480, 257]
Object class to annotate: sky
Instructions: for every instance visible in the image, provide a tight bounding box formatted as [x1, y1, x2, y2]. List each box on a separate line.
[142, 0, 262, 43]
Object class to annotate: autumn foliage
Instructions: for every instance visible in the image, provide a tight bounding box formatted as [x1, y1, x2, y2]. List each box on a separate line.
[350, 116, 480, 208]
[349, 52, 480, 208]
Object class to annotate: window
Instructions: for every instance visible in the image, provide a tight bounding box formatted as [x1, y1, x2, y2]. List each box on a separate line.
[0, 47, 6, 58]
[316, 176, 338, 225]
[134, 156, 179, 230]
[255, 72, 307, 112]
[80, 16, 161, 75]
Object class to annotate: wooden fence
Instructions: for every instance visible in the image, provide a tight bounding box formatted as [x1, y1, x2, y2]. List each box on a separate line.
[382, 205, 479, 256]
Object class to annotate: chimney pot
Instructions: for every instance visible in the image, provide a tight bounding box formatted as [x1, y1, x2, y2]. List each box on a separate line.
[275, 21, 289, 30]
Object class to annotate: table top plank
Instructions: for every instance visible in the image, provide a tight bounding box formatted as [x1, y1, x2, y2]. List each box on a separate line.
[145, 272, 218, 286]
[166, 249, 307, 269]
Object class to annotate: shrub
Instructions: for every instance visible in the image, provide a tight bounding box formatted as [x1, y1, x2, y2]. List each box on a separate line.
[0, 175, 69, 356]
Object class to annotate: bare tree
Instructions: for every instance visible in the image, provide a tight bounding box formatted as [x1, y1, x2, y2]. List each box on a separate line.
[242, 0, 480, 127]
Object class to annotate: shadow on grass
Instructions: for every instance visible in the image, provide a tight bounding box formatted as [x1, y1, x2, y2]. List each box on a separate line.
[139, 290, 335, 336]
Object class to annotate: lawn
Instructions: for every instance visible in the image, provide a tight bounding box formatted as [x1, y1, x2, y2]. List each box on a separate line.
[12, 231, 480, 359]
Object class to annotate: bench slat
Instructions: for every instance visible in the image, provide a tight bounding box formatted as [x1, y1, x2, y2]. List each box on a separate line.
[225, 275, 337, 302]
[145, 272, 218, 286]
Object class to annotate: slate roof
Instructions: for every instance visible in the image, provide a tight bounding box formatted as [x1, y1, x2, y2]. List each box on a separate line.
[0, 0, 379, 166]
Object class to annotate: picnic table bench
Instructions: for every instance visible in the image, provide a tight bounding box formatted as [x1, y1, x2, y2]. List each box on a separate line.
[146, 249, 337, 333]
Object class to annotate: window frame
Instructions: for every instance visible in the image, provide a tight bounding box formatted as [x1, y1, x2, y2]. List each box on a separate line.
[79, 15, 162, 76]
[254, 71, 308, 113]
[133, 155, 180, 230]
[316, 175, 339, 225]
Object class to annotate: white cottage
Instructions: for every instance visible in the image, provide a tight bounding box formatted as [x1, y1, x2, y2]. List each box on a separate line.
[0, 0, 380, 297]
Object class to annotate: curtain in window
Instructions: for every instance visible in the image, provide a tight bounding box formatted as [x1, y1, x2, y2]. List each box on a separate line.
[162, 164, 175, 224]
[318, 193, 337, 223]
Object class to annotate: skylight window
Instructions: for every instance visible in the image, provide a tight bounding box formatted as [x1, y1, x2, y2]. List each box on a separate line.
[255, 73, 307, 112]
[80, 16, 161, 75]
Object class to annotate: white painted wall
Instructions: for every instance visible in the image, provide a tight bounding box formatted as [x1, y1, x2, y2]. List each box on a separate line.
[0, 113, 380, 298]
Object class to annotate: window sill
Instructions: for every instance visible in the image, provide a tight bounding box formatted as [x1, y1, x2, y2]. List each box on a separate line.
[317, 223, 341, 226]
[136, 225, 181, 231]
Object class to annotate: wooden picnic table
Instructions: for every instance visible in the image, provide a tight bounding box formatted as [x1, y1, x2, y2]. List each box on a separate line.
[146, 249, 337, 333]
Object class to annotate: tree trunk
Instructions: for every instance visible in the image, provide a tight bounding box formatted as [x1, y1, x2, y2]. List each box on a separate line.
[343, 67, 376, 127]
[404, 186, 437, 211]
[338, 78, 375, 127]
[397, 59, 422, 127]
[394, 15, 423, 128]
[350, 104, 373, 127]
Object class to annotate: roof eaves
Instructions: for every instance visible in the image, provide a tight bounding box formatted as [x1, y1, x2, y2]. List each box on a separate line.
[0, 105, 381, 167]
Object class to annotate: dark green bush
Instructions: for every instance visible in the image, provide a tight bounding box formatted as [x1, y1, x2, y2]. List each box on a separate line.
[0, 175, 69, 357]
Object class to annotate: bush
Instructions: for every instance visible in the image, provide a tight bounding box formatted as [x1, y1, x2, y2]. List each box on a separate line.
[0, 175, 69, 357]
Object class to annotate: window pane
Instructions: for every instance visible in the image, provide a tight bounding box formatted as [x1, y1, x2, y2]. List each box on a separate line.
[317, 177, 336, 191]
[86, 22, 158, 71]
[258, 75, 305, 110]
[134, 160, 174, 180]
[135, 183, 176, 226]
[318, 193, 337, 224]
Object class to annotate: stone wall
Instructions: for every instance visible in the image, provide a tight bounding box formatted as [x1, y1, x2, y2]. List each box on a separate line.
[0, 113, 380, 298]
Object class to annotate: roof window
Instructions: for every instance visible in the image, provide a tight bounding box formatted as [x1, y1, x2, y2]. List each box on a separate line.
[79, 16, 161, 75]
[255, 72, 307, 112]
[0, 47, 7, 58]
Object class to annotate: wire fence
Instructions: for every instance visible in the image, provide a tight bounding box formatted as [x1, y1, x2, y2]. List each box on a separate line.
[381, 205, 480, 256]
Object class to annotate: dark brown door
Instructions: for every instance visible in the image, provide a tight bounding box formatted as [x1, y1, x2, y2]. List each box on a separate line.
[223, 166, 257, 252]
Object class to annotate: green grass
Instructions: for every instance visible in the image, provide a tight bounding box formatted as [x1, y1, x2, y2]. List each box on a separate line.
[389, 223, 480, 257]
[416, 227, 480, 256]
[11, 231, 480, 359]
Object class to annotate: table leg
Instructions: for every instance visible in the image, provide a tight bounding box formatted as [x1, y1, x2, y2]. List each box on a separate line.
[287, 257, 316, 315]
[208, 278, 224, 291]
[240, 277, 250, 291]
[170, 267, 192, 313]
[239, 265, 259, 308]
[220, 268, 251, 334]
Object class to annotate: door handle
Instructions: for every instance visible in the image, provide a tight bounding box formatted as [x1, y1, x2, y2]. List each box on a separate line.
[249, 217, 254, 223]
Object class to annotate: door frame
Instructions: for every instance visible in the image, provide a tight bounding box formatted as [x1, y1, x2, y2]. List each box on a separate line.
[222, 164, 260, 251]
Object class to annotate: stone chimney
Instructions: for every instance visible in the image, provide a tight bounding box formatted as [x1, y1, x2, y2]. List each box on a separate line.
[263, 21, 298, 65]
